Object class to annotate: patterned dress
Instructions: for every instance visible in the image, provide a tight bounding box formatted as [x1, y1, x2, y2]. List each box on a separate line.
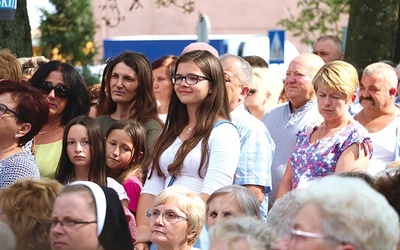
[291, 121, 372, 189]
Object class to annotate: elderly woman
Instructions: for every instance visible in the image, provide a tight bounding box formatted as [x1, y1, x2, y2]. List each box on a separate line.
[276, 175, 399, 250]
[277, 61, 372, 198]
[147, 186, 205, 250]
[0, 80, 48, 188]
[0, 178, 63, 250]
[209, 217, 278, 250]
[30, 60, 90, 179]
[206, 185, 261, 228]
[49, 181, 133, 250]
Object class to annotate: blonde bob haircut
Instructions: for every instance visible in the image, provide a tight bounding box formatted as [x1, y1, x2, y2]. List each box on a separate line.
[312, 60, 359, 99]
[152, 186, 205, 246]
[0, 178, 63, 250]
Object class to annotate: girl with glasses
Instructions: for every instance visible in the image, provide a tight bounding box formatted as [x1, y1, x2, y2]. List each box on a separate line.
[135, 50, 240, 250]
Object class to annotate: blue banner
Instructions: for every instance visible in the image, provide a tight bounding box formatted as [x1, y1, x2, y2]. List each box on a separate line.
[0, 0, 17, 9]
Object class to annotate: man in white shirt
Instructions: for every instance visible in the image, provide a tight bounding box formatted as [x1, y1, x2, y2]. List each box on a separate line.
[354, 62, 400, 175]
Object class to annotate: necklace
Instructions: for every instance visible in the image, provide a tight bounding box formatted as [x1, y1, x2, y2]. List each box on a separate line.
[186, 122, 196, 135]
[38, 124, 60, 135]
[315, 123, 347, 143]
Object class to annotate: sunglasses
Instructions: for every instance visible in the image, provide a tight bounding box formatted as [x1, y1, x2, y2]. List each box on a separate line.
[39, 81, 69, 98]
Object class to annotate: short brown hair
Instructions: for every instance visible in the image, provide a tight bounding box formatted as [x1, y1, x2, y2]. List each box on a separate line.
[0, 49, 22, 82]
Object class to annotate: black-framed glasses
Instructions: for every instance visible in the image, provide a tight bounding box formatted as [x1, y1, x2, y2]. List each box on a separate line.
[49, 219, 97, 230]
[289, 228, 345, 244]
[38, 81, 69, 98]
[171, 74, 211, 85]
[0, 103, 21, 120]
[248, 88, 258, 95]
[147, 209, 188, 222]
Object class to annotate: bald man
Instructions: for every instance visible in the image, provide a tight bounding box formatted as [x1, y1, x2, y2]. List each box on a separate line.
[262, 53, 325, 207]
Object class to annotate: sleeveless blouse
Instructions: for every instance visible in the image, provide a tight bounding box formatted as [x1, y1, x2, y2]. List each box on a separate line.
[291, 121, 372, 189]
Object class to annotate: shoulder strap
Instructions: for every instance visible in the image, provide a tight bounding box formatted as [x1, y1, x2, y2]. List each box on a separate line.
[213, 119, 232, 128]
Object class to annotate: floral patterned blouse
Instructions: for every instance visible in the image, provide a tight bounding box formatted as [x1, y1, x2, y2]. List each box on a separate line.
[291, 121, 372, 189]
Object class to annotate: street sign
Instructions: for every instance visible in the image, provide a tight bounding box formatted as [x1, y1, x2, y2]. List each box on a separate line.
[268, 30, 285, 64]
[0, 0, 17, 21]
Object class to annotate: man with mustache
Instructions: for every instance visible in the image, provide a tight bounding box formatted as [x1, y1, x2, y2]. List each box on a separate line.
[354, 62, 400, 175]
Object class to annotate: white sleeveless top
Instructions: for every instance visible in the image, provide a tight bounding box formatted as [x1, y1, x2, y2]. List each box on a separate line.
[368, 117, 398, 175]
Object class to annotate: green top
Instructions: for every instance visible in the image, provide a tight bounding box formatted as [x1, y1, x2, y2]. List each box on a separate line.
[35, 139, 63, 179]
[97, 115, 162, 153]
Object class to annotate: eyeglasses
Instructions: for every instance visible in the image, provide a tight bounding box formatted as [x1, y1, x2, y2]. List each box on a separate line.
[38, 81, 69, 98]
[289, 228, 344, 244]
[248, 88, 257, 95]
[147, 209, 188, 222]
[171, 74, 211, 85]
[49, 219, 97, 230]
[0, 103, 21, 120]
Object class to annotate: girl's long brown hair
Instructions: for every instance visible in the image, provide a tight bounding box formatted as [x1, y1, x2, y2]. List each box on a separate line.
[105, 119, 146, 184]
[147, 50, 230, 179]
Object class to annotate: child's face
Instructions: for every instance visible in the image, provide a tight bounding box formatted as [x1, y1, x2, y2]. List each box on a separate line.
[106, 129, 134, 171]
[66, 124, 91, 170]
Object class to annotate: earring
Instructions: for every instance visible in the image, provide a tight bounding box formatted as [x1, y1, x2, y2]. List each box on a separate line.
[15, 134, 19, 138]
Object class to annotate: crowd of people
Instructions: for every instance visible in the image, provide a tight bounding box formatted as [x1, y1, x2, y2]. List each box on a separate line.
[0, 35, 399, 250]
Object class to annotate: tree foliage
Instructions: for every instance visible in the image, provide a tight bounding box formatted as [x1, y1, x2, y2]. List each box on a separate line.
[345, 0, 399, 70]
[39, 0, 96, 65]
[277, 0, 349, 46]
[98, 0, 195, 27]
[0, 0, 32, 57]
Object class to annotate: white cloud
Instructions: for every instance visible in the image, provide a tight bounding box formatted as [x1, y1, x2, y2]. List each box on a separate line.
[27, 0, 54, 28]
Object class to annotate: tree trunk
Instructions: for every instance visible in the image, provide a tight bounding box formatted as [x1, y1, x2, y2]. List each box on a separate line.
[0, 0, 32, 57]
[394, 4, 400, 64]
[345, 0, 399, 72]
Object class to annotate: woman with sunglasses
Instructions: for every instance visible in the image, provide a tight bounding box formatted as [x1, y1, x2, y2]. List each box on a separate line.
[0, 80, 48, 188]
[30, 60, 90, 179]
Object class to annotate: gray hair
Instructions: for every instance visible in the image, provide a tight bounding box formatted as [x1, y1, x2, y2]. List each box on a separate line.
[363, 62, 398, 89]
[267, 189, 302, 237]
[219, 54, 253, 87]
[296, 175, 399, 250]
[206, 185, 262, 219]
[315, 35, 343, 54]
[209, 217, 278, 250]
